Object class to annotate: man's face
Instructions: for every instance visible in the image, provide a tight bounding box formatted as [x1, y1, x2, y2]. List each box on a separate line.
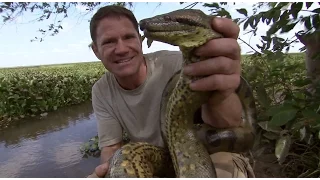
[92, 16, 144, 78]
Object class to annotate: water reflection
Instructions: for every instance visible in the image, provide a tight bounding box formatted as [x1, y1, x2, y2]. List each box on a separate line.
[0, 101, 100, 178]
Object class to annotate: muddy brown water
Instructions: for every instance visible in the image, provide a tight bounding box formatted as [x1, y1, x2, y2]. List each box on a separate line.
[0, 101, 100, 178]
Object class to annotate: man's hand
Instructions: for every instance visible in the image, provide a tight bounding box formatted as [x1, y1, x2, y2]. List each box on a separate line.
[86, 163, 109, 178]
[87, 142, 122, 178]
[183, 17, 242, 128]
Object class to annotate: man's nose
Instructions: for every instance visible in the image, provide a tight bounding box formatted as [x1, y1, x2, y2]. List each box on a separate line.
[114, 39, 129, 55]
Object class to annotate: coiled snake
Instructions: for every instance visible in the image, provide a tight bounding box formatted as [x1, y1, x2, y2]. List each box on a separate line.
[105, 9, 257, 178]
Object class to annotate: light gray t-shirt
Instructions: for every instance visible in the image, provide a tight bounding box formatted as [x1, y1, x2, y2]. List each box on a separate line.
[92, 50, 183, 149]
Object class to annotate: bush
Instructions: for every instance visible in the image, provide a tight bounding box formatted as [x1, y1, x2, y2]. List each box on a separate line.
[0, 62, 106, 129]
[242, 52, 320, 177]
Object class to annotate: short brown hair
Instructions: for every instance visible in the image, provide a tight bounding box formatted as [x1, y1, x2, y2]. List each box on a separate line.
[90, 5, 139, 43]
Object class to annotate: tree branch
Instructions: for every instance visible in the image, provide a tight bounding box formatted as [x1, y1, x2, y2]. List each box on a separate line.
[238, 37, 261, 54]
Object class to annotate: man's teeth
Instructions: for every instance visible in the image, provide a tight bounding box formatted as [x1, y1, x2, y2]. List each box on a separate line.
[117, 58, 131, 63]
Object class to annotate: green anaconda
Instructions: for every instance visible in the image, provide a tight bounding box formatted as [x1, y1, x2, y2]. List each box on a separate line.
[105, 9, 257, 178]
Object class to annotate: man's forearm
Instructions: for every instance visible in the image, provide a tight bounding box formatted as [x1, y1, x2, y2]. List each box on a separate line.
[202, 92, 242, 128]
[101, 142, 122, 164]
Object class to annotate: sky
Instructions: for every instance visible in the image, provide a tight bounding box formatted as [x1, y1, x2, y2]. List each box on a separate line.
[0, 1, 313, 68]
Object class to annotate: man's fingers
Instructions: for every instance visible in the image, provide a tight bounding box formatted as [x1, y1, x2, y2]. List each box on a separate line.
[211, 17, 240, 39]
[183, 56, 240, 76]
[194, 38, 241, 60]
[95, 163, 109, 178]
[190, 74, 240, 92]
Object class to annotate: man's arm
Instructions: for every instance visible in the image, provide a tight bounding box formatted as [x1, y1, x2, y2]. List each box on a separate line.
[100, 142, 122, 163]
[193, 92, 242, 128]
[202, 92, 242, 128]
[91, 84, 124, 177]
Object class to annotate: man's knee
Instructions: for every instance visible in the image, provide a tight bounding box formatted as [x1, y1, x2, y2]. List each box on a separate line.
[210, 152, 255, 178]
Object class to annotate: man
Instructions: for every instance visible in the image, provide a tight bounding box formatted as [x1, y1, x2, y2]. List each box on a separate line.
[87, 5, 255, 178]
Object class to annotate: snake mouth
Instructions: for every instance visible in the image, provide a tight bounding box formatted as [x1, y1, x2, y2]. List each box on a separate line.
[140, 21, 194, 34]
[138, 9, 219, 47]
[139, 10, 209, 33]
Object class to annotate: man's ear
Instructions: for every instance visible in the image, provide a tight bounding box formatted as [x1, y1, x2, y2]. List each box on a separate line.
[139, 34, 144, 47]
[91, 42, 102, 60]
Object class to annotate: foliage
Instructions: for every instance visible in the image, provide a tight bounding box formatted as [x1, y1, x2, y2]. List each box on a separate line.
[197, 2, 320, 176]
[241, 52, 320, 177]
[0, 62, 106, 129]
[80, 132, 130, 157]
[198, 2, 320, 54]
[0, 2, 132, 42]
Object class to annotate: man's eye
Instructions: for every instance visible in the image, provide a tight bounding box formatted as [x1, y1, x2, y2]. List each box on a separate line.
[125, 35, 135, 39]
[103, 41, 111, 44]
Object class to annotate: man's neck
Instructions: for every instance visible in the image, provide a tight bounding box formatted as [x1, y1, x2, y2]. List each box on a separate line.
[115, 58, 147, 90]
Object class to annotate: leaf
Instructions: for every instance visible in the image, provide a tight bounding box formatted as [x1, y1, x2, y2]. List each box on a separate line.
[272, 9, 281, 23]
[275, 134, 291, 164]
[267, 23, 279, 35]
[280, 10, 290, 22]
[147, 38, 153, 48]
[306, 2, 313, 9]
[91, 143, 98, 151]
[256, 85, 271, 108]
[249, 16, 255, 28]
[266, 104, 294, 116]
[299, 126, 307, 141]
[290, 2, 303, 19]
[291, 120, 304, 132]
[40, 112, 48, 117]
[246, 16, 255, 29]
[203, 3, 220, 8]
[304, 17, 312, 30]
[253, 146, 266, 157]
[312, 8, 320, 14]
[243, 19, 250, 30]
[293, 79, 312, 87]
[280, 22, 298, 33]
[312, 14, 320, 29]
[236, 8, 247, 16]
[302, 109, 320, 123]
[258, 121, 282, 133]
[269, 109, 298, 126]
[263, 131, 279, 140]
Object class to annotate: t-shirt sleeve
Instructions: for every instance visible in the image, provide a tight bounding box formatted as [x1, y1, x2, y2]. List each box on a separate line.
[92, 84, 123, 149]
[152, 50, 183, 74]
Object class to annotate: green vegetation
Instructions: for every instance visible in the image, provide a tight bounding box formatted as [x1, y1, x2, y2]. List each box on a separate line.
[0, 61, 106, 129]
[242, 52, 320, 178]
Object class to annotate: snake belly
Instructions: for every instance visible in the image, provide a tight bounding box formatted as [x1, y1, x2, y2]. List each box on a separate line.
[105, 9, 257, 178]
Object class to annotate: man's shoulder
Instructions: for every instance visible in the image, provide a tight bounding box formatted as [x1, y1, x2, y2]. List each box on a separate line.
[144, 50, 182, 67]
[92, 72, 112, 95]
[144, 50, 182, 60]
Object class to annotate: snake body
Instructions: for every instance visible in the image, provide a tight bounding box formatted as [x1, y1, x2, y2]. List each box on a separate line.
[105, 9, 257, 178]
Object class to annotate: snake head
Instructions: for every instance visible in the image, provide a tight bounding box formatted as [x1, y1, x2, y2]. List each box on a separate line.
[139, 9, 223, 49]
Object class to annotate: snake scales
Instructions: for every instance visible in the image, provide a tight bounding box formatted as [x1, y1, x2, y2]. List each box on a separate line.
[105, 9, 257, 178]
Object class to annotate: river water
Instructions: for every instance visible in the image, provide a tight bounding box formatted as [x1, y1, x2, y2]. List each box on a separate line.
[0, 101, 100, 178]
